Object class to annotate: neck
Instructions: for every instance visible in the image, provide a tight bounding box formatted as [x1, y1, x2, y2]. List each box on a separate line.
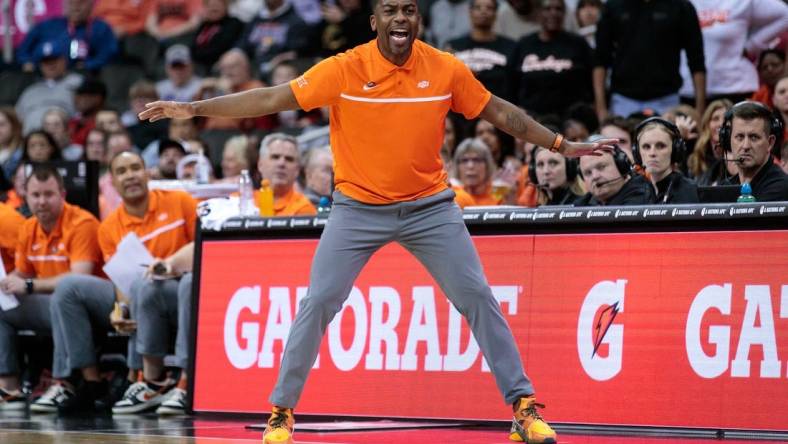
[467, 182, 488, 196]
[650, 168, 672, 184]
[539, 29, 558, 41]
[377, 40, 411, 66]
[738, 161, 768, 185]
[273, 185, 291, 199]
[470, 27, 495, 42]
[123, 194, 149, 218]
[39, 218, 57, 234]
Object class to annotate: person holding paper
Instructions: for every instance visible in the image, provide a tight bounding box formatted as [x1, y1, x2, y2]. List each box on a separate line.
[0, 166, 101, 412]
[47, 151, 197, 415]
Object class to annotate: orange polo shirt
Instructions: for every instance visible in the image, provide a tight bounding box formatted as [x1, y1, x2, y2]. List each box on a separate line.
[98, 189, 197, 262]
[15, 203, 102, 279]
[254, 187, 317, 217]
[0, 202, 25, 273]
[451, 185, 475, 209]
[290, 39, 491, 204]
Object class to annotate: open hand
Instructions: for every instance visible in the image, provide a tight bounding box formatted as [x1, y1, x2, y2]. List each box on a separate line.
[562, 137, 618, 158]
[138, 101, 195, 122]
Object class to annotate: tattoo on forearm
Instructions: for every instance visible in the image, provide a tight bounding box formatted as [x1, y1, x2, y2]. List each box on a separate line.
[505, 111, 528, 137]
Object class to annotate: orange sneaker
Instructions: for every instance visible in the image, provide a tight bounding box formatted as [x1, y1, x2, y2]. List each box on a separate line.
[509, 396, 557, 443]
[263, 406, 294, 443]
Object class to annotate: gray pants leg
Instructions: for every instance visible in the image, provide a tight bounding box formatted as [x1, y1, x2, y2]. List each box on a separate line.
[129, 276, 188, 368]
[269, 190, 533, 408]
[175, 273, 192, 370]
[0, 293, 52, 375]
[50, 275, 115, 379]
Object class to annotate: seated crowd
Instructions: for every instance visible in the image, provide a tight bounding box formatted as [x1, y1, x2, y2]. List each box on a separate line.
[0, 0, 787, 417]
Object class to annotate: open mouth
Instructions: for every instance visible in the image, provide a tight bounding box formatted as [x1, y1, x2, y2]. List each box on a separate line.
[390, 29, 409, 44]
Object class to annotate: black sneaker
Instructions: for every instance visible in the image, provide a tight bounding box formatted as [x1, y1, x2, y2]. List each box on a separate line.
[0, 388, 27, 411]
[58, 380, 109, 415]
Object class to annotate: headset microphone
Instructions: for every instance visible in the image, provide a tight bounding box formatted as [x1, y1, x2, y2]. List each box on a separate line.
[593, 176, 625, 188]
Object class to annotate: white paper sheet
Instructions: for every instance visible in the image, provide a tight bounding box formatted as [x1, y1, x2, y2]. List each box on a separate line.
[102, 233, 154, 297]
[0, 265, 20, 311]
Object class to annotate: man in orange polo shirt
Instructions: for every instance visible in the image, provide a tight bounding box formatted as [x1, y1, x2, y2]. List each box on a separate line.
[140, 0, 615, 440]
[257, 133, 317, 216]
[0, 202, 25, 273]
[40, 152, 197, 415]
[0, 166, 101, 411]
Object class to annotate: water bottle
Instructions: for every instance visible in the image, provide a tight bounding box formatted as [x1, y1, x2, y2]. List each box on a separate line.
[257, 179, 275, 217]
[238, 169, 256, 216]
[195, 148, 210, 184]
[736, 182, 756, 203]
[317, 196, 331, 216]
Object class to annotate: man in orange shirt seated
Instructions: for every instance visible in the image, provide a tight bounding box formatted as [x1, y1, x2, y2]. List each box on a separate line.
[256, 133, 316, 216]
[0, 202, 25, 273]
[39, 152, 197, 415]
[0, 166, 102, 411]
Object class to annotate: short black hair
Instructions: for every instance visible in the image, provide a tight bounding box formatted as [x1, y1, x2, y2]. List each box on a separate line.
[109, 150, 146, 174]
[729, 101, 774, 135]
[24, 164, 64, 190]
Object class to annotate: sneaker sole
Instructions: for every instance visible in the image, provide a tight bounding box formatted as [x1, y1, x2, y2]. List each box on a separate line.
[30, 404, 58, 413]
[112, 400, 162, 414]
[156, 405, 186, 415]
[0, 402, 27, 411]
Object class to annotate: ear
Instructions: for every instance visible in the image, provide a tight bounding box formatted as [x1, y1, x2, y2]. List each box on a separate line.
[768, 134, 776, 150]
[370, 14, 377, 32]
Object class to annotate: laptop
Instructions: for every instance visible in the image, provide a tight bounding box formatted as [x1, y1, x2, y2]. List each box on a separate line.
[697, 185, 741, 203]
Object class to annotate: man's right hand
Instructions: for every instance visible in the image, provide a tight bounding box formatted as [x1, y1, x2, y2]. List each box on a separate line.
[138, 101, 195, 122]
[110, 302, 137, 334]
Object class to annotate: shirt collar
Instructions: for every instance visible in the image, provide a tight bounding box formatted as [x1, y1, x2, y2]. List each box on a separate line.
[370, 38, 419, 74]
[119, 190, 159, 226]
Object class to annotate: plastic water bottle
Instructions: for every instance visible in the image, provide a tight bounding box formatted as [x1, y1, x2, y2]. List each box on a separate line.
[736, 182, 756, 203]
[238, 169, 256, 216]
[317, 196, 331, 216]
[195, 148, 210, 184]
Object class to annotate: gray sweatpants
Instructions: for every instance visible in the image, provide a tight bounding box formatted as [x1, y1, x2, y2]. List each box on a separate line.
[0, 293, 52, 376]
[128, 273, 192, 369]
[269, 189, 534, 408]
[50, 275, 117, 379]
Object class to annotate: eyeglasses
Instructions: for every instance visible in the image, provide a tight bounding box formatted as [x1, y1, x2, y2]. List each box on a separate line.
[459, 157, 485, 165]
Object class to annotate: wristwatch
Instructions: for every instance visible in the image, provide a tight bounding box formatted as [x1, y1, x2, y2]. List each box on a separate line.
[25, 278, 34, 295]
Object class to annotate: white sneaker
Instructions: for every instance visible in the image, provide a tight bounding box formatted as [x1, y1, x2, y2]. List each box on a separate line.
[0, 388, 27, 411]
[156, 388, 187, 415]
[112, 381, 173, 414]
[30, 384, 74, 413]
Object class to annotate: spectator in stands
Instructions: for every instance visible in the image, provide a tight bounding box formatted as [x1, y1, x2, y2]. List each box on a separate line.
[123, 80, 169, 149]
[256, 133, 317, 215]
[83, 128, 119, 219]
[442, 116, 460, 160]
[269, 61, 324, 130]
[145, 0, 203, 43]
[46, 151, 196, 415]
[575, 145, 657, 206]
[562, 118, 589, 142]
[320, 0, 376, 55]
[301, 146, 333, 206]
[494, 0, 540, 41]
[447, 0, 517, 102]
[751, 49, 786, 109]
[679, 0, 788, 107]
[42, 108, 83, 161]
[157, 45, 203, 103]
[599, 115, 635, 162]
[141, 117, 199, 166]
[15, 40, 83, 135]
[197, 49, 273, 131]
[191, 0, 245, 72]
[429, 0, 471, 50]
[69, 78, 108, 147]
[692, 99, 735, 185]
[238, 0, 311, 76]
[4, 164, 32, 217]
[474, 118, 512, 166]
[150, 139, 187, 180]
[774, 75, 788, 146]
[92, 0, 154, 40]
[594, 0, 706, 120]
[575, 0, 601, 48]
[633, 117, 699, 203]
[531, 146, 585, 205]
[513, 0, 593, 118]
[219, 135, 251, 182]
[16, 0, 118, 73]
[721, 102, 788, 201]
[95, 109, 124, 134]
[0, 166, 102, 412]
[782, 141, 788, 174]
[0, 202, 24, 273]
[22, 130, 62, 163]
[0, 108, 24, 184]
[451, 137, 515, 205]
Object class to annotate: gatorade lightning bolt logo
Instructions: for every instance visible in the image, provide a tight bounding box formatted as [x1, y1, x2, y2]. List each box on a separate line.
[592, 301, 620, 358]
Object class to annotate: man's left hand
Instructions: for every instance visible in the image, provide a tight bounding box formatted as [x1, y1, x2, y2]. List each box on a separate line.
[0, 275, 26, 295]
[562, 138, 618, 158]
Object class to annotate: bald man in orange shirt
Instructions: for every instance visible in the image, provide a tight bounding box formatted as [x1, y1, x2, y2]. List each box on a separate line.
[141, 0, 615, 441]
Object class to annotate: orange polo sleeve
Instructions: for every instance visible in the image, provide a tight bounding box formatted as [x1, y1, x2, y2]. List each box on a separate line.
[97, 221, 119, 262]
[289, 56, 344, 112]
[14, 224, 34, 276]
[449, 57, 492, 119]
[67, 218, 102, 265]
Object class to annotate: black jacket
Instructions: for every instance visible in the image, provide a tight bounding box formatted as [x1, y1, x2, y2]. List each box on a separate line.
[594, 0, 705, 99]
[544, 186, 583, 206]
[574, 174, 657, 206]
[655, 171, 699, 204]
[722, 158, 788, 202]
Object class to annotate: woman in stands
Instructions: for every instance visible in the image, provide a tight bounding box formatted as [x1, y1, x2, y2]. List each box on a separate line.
[687, 99, 734, 185]
[531, 146, 585, 205]
[0, 108, 24, 184]
[451, 138, 518, 206]
[22, 130, 62, 163]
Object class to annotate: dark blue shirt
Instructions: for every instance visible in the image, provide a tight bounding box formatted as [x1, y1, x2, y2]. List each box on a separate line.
[16, 18, 118, 71]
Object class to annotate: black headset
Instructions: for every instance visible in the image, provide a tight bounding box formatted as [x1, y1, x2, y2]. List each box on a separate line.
[576, 145, 633, 179]
[632, 117, 686, 166]
[719, 101, 784, 153]
[528, 147, 578, 185]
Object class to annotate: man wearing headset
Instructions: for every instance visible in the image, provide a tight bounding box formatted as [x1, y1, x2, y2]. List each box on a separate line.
[574, 144, 657, 206]
[720, 101, 788, 201]
[633, 117, 699, 204]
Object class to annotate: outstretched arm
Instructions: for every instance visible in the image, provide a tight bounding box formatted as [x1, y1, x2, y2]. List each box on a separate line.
[479, 95, 616, 158]
[139, 83, 301, 122]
